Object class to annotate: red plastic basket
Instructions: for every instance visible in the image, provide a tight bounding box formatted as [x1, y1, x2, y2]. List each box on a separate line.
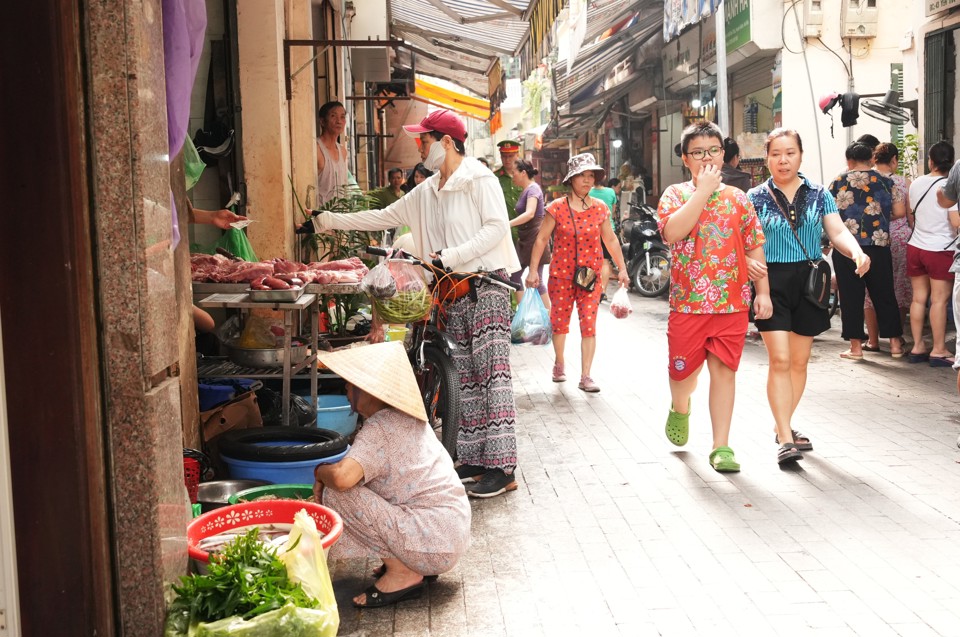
[187, 500, 342, 563]
[183, 457, 201, 504]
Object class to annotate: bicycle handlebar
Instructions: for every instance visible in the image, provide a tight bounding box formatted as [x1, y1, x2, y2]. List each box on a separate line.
[364, 246, 521, 291]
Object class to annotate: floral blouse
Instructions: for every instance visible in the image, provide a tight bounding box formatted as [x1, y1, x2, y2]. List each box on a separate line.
[828, 169, 903, 247]
[545, 197, 608, 280]
[657, 183, 765, 314]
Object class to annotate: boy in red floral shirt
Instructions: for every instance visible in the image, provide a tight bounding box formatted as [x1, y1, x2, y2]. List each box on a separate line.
[657, 122, 768, 472]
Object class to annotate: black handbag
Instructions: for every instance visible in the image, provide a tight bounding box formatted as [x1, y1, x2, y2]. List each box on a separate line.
[568, 204, 597, 292]
[766, 184, 831, 309]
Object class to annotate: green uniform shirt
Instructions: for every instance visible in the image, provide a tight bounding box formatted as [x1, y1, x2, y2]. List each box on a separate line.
[496, 167, 522, 242]
[367, 187, 403, 210]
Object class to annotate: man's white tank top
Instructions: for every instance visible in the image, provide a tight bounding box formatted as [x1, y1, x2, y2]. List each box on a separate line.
[317, 139, 348, 205]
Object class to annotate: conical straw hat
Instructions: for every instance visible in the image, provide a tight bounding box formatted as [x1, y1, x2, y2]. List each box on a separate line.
[315, 342, 428, 422]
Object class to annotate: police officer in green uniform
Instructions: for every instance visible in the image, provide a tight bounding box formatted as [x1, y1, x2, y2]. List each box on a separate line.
[494, 140, 523, 240]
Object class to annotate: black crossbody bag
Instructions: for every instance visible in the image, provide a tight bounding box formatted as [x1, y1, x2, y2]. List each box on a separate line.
[568, 203, 597, 292]
[766, 184, 832, 309]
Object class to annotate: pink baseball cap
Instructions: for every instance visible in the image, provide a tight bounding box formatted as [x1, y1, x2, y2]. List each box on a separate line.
[402, 109, 467, 143]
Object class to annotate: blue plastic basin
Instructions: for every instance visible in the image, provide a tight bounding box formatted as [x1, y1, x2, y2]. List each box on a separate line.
[222, 446, 350, 484]
[295, 393, 358, 436]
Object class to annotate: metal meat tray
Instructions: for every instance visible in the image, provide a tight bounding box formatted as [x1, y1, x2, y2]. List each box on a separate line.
[244, 286, 306, 302]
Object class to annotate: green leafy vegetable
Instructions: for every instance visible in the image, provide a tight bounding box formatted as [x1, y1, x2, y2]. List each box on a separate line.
[166, 527, 317, 634]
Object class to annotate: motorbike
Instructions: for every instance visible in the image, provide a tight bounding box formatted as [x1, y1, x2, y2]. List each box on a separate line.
[620, 190, 670, 297]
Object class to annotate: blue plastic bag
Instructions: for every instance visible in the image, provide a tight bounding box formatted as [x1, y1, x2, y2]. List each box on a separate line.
[511, 291, 552, 346]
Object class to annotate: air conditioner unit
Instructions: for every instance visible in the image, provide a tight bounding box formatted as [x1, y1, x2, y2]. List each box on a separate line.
[840, 0, 878, 39]
[802, 0, 823, 38]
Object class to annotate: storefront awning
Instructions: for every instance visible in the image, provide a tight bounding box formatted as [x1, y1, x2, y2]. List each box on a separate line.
[554, 10, 661, 110]
[388, 0, 542, 105]
[413, 78, 490, 121]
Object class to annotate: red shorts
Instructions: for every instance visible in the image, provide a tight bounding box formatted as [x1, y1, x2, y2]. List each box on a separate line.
[906, 244, 955, 281]
[667, 312, 748, 381]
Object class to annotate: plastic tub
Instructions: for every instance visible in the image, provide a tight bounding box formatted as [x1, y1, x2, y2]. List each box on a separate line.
[222, 446, 349, 484]
[187, 500, 342, 563]
[228, 483, 314, 505]
[315, 395, 358, 435]
[293, 393, 358, 436]
[384, 325, 408, 343]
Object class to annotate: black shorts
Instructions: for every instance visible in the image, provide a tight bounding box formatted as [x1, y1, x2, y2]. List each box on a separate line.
[754, 262, 831, 336]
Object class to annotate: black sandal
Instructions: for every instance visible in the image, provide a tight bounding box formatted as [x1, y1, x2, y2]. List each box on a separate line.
[774, 429, 813, 451]
[777, 443, 803, 466]
[353, 581, 425, 608]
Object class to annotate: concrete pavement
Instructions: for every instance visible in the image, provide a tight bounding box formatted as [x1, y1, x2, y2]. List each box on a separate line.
[333, 286, 960, 636]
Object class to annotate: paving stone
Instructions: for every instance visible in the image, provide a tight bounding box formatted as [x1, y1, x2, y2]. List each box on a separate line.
[328, 292, 960, 635]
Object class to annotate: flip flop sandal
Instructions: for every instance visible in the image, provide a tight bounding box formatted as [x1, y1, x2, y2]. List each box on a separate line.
[353, 581, 425, 609]
[709, 446, 741, 473]
[775, 429, 813, 451]
[908, 352, 930, 364]
[372, 563, 438, 582]
[665, 403, 690, 446]
[929, 356, 955, 368]
[862, 344, 880, 352]
[839, 350, 863, 360]
[777, 443, 803, 466]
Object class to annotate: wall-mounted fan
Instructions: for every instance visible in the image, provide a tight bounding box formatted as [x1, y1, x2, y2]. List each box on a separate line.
[861, 90, 911, 125]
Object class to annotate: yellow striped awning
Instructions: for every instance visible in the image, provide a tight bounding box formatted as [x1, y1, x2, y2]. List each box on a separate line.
[414, 78, 490, 121]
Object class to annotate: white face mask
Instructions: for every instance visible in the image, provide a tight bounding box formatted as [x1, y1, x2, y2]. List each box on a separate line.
[423, 139, 446, 171]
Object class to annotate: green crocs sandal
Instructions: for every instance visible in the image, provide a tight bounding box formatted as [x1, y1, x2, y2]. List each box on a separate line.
[665, 403, 690, 446]
[709, 446, 741, 473]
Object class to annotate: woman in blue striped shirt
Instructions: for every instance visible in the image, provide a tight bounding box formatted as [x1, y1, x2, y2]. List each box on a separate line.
[747, 129, 870, 466]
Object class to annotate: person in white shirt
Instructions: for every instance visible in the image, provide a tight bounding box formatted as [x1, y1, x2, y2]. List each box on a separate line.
[907, 141, 960, 366]
[298, 109, 522, 498]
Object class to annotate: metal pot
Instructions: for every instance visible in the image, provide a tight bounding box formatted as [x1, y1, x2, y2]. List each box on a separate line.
[226, 338, 308, 369]
[196, 479, 271, 513]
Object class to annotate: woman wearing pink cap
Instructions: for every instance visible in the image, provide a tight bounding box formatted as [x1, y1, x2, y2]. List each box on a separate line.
[299, 110, 522, 498]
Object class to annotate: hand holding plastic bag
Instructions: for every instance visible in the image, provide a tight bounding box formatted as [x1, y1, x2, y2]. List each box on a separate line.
[511, 291, 552, 345]
[610, 285, 633, 319]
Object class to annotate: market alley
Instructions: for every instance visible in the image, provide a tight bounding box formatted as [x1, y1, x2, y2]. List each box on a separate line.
[331, 287, 960, 637]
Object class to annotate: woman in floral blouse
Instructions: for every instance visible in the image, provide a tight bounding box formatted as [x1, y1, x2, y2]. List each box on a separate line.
[828, 142, 907, 359]
[527, 153, 629, 392]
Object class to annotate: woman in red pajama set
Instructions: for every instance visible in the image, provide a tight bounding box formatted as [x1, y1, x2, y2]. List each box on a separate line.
[527, 153, 629, 392]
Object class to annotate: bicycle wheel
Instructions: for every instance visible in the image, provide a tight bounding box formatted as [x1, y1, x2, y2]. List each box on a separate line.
[419, 344, 460, 459]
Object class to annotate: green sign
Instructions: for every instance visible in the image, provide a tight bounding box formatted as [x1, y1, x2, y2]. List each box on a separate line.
[725, 0, 751, 54]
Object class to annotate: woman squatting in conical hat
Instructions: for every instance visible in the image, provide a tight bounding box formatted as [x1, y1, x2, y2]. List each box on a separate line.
[313, 342, 471, 609]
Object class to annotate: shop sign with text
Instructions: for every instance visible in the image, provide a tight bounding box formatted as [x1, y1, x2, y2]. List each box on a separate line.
[926, 0, 960, 16]
[726, 0, 751, 54]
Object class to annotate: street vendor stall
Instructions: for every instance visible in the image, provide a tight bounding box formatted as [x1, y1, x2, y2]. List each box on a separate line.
[190, 255, 370, 428]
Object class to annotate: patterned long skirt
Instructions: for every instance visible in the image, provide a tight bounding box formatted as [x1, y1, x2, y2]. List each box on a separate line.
[444, 277, 518, 473]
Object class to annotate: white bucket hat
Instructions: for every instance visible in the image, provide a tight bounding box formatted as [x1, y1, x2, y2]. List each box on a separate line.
[315, 342, 427, 422]
[563, 153, 607, 185]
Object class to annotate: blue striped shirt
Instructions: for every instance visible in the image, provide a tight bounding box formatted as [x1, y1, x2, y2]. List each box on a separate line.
[747, 175, 838, 263]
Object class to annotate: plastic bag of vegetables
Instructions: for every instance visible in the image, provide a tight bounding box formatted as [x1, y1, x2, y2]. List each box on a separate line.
[369, 260, 430, 324]
[510, 291, 552, 346]
[163, 522, 337, 637]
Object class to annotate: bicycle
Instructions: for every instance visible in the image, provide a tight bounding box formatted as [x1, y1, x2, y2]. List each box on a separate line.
[363, 246, 521, 459]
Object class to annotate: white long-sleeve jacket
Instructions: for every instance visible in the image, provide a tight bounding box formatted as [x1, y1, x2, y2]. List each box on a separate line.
[311, 157, 520, 274]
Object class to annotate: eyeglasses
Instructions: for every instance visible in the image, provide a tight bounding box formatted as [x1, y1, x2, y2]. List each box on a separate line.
[684, 146, 724, 160]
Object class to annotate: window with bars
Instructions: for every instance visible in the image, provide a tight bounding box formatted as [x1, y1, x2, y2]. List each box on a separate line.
[890, 63, 903, 145]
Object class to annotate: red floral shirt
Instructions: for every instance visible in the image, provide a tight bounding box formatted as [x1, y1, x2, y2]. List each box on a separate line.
[657, 183, 765, 314]
[546, 197, 609, 280]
